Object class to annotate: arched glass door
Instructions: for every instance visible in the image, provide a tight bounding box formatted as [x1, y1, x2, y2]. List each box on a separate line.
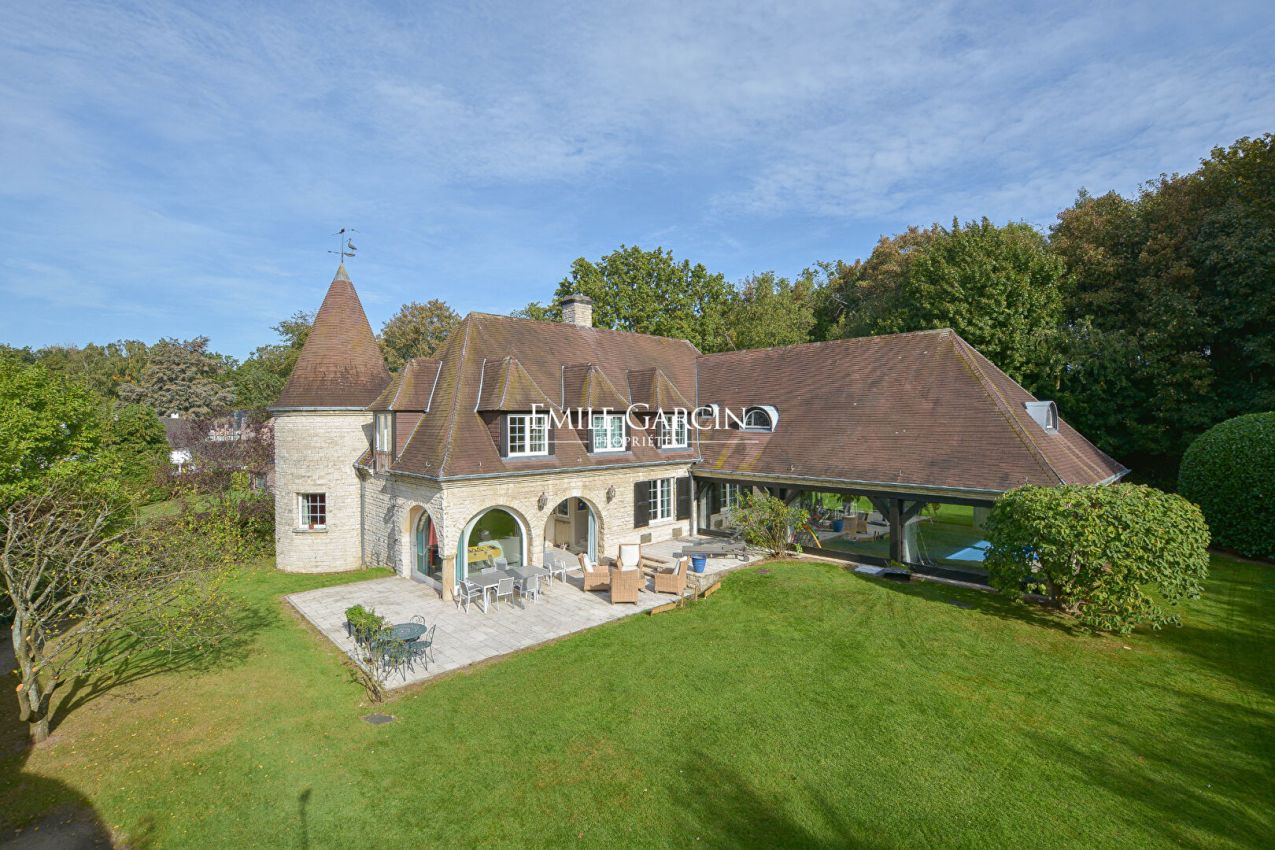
[458, 508, 525, 582]
[414, 512, 442, 585]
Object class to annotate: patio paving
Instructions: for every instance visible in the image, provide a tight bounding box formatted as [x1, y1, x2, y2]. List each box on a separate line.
[285, 536, 763, 689]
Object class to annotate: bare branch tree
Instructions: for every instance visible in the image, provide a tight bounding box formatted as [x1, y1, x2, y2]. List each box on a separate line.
[4, 482, 240, 742]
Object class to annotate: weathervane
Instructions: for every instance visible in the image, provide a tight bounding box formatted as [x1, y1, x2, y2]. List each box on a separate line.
[329, 227, 358, 262]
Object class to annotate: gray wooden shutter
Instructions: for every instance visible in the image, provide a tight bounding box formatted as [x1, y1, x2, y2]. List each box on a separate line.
[499, 415, 509, 458]
[675, 476, 691, 520]
[633, 481, 649, 528]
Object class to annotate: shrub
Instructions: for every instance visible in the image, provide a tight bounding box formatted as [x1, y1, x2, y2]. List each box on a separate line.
[728, 492, 809, 557]
[984, 484, 1210, 634]
[1178, 411, 1275, 559]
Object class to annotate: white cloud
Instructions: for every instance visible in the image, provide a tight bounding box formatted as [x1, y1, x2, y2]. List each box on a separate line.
[1, 0, 1271, 353]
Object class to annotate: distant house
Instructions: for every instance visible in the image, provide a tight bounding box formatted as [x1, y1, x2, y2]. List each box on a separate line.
[269, 265, 1126, 595]
[160, 411, 274, 488]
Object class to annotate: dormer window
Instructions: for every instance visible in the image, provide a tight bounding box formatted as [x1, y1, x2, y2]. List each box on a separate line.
[591, 413, 626, 453]
[1024, 401, 1059, 433]
[507, 413, 549, 457]
[658, 411, 688, 448]
[742, 406, 777, 432]
[374, 413, 392, 453]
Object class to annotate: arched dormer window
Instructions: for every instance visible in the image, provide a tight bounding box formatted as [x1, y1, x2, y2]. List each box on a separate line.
[742, 405, 778, 432]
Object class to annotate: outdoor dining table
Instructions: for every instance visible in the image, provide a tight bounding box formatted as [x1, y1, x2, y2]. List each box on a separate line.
[389, 622, 428, 642]
[463, 567, 550, 612]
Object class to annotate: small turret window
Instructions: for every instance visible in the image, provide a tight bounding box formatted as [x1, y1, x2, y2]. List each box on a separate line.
[299, 493, 327, 530]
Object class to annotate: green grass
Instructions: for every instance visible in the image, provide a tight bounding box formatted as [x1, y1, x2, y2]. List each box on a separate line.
[3, 556, 1272, 848]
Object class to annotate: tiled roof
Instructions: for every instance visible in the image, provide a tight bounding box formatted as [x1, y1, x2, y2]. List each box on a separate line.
[272, 265, 390, 410]
[562, 364, 629, 411]
[695, 329, 1127, 494]
[368, 358, 441, 412]
[390, 313, 699, 478]
[476, 357, 559, 412]
[627, 367, 691, 411]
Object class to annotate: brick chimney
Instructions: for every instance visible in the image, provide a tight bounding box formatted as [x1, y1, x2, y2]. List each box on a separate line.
[561, 293, 594, 328]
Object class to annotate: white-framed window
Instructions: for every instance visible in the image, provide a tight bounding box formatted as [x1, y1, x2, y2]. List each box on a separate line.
[743, 407, 774, 432]
[591, 413, 626, 452]
[659, 411, 688, 448]
[722, 483, 741, 510]
[299, 493, 327, 529]
[375, 413, 392, 452]
[649, 478, 673, 521]
[507, 413, 549, 457]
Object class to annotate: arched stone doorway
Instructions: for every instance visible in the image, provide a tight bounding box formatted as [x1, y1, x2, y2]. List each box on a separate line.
[543, 498, 598, 562]
[457, 507, 527, 583]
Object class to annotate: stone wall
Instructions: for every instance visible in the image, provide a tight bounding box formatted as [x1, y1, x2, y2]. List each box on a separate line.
[359, 472, 444, 576]
[273, 411, 373, 573]
[362, 462, 694, 598]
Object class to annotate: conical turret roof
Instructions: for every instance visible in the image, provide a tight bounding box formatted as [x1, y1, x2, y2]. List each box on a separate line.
[272, 265, 390, 410]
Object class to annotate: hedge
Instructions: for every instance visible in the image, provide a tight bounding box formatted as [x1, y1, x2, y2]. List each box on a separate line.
[1178, 411, 1275, 559]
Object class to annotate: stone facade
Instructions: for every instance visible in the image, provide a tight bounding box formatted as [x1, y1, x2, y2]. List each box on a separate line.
[361, 462, 694, 599]
[273, 411, 373, 572]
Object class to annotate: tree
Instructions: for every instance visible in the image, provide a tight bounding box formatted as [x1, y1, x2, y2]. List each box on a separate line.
[105, 402, 171, 498]
[1178, 411, 1275, 559]
[511, 301, 559, 322]
[0, 354, 116, 506]
[31, 340, 150, 400]
[723, 270, 823, 350]
[547, 245, 735, 352]
[3, 484, 242, 741]
[379, 300, 460, 370]
[727, 491, 810, 558]
[164, 413, 276, 550]
[119, 337, 235, 416]
[983, 484, 1210, 634]
[829, 220, 1064, 384]
[232, 311, 313, 409]
[1049, 134, 1275, 482]
[822, 225, 941, 340]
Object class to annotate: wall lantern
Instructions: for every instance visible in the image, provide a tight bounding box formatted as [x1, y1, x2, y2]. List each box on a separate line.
[606, 485, 616, 503]
[538, 492, 548, 511]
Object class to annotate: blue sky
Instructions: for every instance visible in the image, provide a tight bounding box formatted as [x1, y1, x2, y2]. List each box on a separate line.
[3, 1, 1273, 359]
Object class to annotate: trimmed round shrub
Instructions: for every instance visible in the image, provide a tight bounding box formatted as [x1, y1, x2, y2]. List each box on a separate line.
[1178, 412, 1275, 559]
[985, 484, 1210, 634]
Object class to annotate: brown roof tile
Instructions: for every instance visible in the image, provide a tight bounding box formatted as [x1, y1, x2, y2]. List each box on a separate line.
[391, 313, 699, 478]
[476, 357, 559, 412]
[627, 367, 691, 411]
[273, 265, 390, 410]
[368, 358, 441, 412]
[695, 329, 1126, 494]
[562, 364, 629, 410]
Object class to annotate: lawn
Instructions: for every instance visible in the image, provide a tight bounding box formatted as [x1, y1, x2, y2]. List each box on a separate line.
[2, 555, 1272, 848]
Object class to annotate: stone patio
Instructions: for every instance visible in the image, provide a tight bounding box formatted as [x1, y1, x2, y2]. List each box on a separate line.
[285, 536, 762, 689]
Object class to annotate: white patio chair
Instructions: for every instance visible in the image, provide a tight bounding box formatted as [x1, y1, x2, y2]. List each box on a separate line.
[454, 580, 483, 613]
[494, 577, 515, 609]
[515, 573, 540, 605]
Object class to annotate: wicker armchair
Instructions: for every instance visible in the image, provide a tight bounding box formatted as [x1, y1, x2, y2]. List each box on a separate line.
[654, 557, 688, 595]
[610, 563, 642, 604]
[579, 552, 610, 591]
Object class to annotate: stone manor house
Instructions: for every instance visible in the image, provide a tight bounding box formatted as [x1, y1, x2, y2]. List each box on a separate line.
[270, 265, 1125, 599]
